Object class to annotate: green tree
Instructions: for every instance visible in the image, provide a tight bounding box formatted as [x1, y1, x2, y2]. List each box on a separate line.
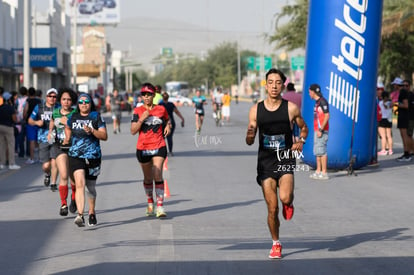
[205, 42, 239, 89]
[269, 0, 414, 83]
[378, 31, 414, 85]
[268, 0, 308, 50]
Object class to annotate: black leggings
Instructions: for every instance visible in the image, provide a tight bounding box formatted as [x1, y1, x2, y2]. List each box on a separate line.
[165, 123, 175, 153]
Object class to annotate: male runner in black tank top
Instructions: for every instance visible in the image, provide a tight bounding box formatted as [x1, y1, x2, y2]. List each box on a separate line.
[246, 68, 308, 259]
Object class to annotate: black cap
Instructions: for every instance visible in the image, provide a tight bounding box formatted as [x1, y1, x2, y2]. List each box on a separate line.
[309, 83, 321, 95]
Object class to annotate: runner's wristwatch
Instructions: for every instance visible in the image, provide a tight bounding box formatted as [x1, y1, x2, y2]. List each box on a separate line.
[299, 137, 306, 144]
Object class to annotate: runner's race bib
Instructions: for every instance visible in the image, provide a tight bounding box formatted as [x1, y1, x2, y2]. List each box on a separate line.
[142, 149, 159, 156]
[263, 134, 286, 150]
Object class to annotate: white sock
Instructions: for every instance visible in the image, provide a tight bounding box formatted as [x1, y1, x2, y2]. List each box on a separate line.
[272, 240, 281, 246]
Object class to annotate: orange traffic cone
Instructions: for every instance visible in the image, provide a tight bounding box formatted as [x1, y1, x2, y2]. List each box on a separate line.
[163, 157, 168, 171]
[164, 180, 170, 198]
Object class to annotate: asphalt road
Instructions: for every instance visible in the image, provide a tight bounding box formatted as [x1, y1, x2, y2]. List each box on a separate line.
[1, 100, 413, 275]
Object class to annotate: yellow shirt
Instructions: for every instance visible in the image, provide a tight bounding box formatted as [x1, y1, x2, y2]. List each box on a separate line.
[153, 93, 163, 105]
[222, 94, 231, 106]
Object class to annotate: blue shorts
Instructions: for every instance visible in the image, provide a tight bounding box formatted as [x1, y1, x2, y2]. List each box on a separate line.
[26, 124, 38, 141]
[313, 132, 328, 156]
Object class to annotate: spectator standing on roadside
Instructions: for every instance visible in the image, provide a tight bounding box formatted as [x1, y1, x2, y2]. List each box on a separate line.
[159, 92, 185, 156]
[396, 79, 411, 162]
[131, 83, 171, 218]
[0, 92, 21, 170]
[308, 84, 330, 180]
[407, 80, 414, 156]
[245, 68, 308, 259]
[110, 89, 123, 134]
[15, 87, 28, 158]
[63, 93, 108, 227]
[390, 77, 403, 105]
[402, 79, 414, 158]
[24, 87, 42, 164]
[28, 88, 59, 190]
[283, 82, 302, 142]
[377, 91, 393, 155]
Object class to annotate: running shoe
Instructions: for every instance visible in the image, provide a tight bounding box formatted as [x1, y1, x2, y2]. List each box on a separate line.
[282, 204, 294, 220]
[269, 243, 282, 259]
[50, 184, 58, 192]
[388, 150, 393, 155]
[146, 203, 155, 217]
[74, 214, 85, 227]
[88, 214, 97, 226]
[8, 164, 21, 170]
[69, 198, 77, 213]
[318, 173, 330, 180]
[377, 150, 387, 156]
[397, 154, 412, 162]
[27, 159, 36, 164]
[25, 158, 35, 164]
[0, 164, 5, 169]
[309, 172, 320, 179]
[156, 206, 167, 218]
[44, 174, 50, 187]
[60, 204, 68, 216]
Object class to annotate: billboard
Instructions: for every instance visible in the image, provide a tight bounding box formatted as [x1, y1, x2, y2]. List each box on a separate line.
[30, 48, 57, 67]
[12, 48, 57, 68]
[68, 0, 120, 25]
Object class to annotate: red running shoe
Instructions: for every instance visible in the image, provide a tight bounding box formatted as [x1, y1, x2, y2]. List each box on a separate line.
[282, 203, 294, 220]
[269, 243, 282, 259]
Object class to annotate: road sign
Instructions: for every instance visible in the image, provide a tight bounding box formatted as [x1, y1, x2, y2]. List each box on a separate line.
[246, 56, 255, 70]
[161, 47, 173, 57]
[291, 56, 305, 70]
[255, 57, 272, 71]
[246, 56, 272, 71]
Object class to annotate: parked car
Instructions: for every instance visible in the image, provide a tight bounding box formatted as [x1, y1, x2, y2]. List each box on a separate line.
[168, 95, 192, 107]
[93, 1, 104, 12]
[78, 2, 95, 14]
[102, 0, 116, 8]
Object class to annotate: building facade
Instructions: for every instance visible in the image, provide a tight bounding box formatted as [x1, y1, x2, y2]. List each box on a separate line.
[0, 0, 71, 93]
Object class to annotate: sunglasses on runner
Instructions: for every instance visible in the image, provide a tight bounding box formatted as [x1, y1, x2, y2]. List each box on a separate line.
[78, 99, 90, 104]
[141, 92, 153, 97]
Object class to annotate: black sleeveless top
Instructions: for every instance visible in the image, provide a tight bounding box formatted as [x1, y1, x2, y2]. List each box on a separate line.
[257, 99, 293, 152]
[256, 99, 295, 179]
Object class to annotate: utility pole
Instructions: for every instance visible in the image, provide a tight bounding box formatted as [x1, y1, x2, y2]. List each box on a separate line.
[32, 4, 38, 89]
[73, 1, 78, 91]
[23, 0, 30, 87]
[259, 0, 266, 100]
[237, 41, 241, 96]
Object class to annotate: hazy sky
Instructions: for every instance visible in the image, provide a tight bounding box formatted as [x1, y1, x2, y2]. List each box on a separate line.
[31, 0, 297, 66]
[33, 0, 288, 35]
